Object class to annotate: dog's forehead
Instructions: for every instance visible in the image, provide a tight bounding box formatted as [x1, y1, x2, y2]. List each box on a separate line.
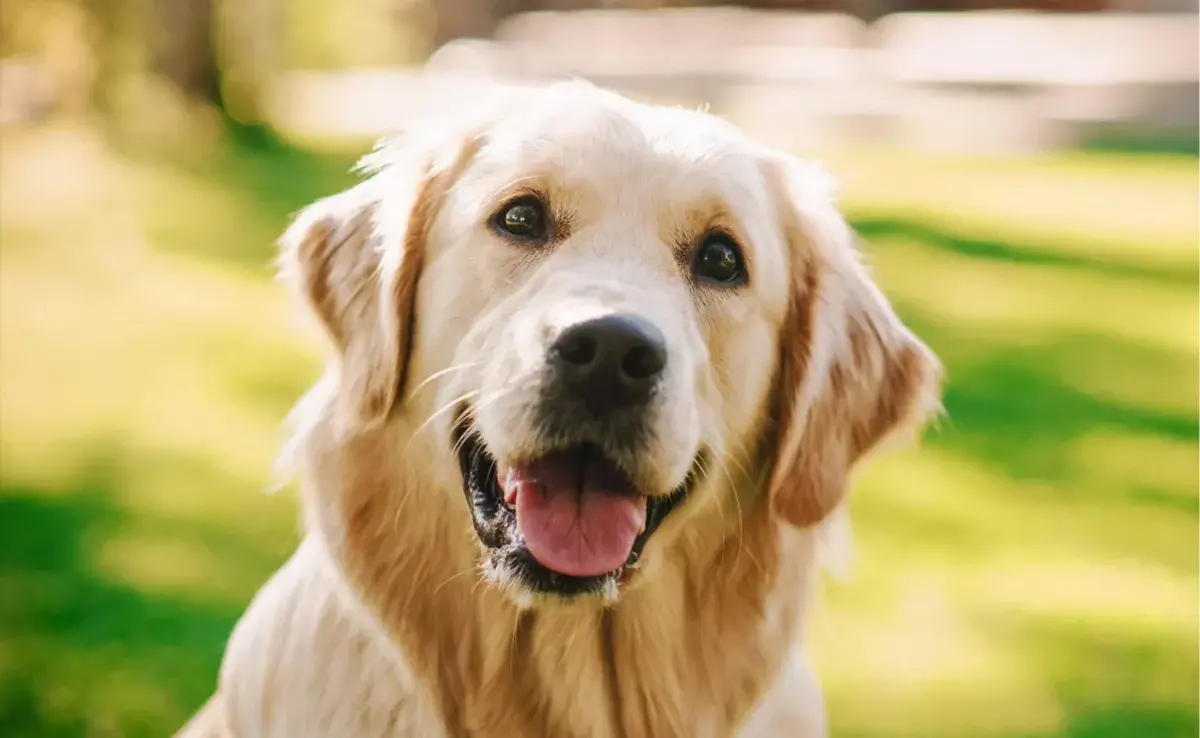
[472, 90, 764, 201]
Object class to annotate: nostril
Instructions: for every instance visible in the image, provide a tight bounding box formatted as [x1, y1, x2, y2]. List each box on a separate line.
[556, 333, 598, 367]
[621, 343, 666, 382]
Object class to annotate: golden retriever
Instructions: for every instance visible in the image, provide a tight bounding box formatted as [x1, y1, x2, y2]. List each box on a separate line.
[178, 80, 942, 738]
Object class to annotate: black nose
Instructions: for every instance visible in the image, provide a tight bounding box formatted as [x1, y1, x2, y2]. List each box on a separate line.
[550, 314, 667, 409]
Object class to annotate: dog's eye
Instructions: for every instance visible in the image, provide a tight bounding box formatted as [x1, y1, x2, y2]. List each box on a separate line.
[494, 196, 549, 242]
[693, 232, 746, 286]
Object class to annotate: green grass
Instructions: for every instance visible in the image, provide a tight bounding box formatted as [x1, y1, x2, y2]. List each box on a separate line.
[0, 124, 1195, 738]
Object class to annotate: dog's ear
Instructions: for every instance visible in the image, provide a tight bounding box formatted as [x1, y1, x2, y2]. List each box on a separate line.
[278, 133, 477, 427]
[765, 157, 942, 528]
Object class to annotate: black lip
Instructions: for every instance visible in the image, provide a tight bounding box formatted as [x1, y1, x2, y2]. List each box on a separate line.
[452, 412, 700, 596]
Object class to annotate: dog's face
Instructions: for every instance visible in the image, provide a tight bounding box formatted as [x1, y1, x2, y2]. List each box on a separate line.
[281, 83, 940, 604]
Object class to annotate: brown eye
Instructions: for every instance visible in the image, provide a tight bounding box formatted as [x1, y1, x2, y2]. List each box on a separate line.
[494, 196, 548, 242]
[693, 232, 746, 285]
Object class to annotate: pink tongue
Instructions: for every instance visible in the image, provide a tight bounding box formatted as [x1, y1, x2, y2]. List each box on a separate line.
[504, 449, 646, 578]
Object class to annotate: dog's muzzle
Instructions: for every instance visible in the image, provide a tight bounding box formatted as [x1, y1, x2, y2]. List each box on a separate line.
[453, 312, 699, 597]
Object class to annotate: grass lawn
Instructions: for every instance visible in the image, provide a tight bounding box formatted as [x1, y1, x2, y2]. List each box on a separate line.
[0, 123, 1195, 738]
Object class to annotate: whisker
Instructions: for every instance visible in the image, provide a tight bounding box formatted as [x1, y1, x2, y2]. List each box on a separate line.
[405, 361, 481, 402]
[445, 384, 524, 460]
[716, 461, 748, 574]
[432, 564, 481, 597]
[702, 461, 732, 571]
[469, 384, 520, 417]
[405, 389, 480, 456]
[471, 572, 492, 598]
[508, 608, 521, 681]
[561, 618, 582, 661]
[723, 432, 764, 572]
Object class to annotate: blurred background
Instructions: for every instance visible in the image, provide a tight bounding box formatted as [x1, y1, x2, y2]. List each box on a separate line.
[0, 0, 1196, 736]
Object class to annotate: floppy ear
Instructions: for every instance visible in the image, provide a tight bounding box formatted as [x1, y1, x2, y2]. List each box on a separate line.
[278, 134, 475, 427]
[766, 158, 943, 528]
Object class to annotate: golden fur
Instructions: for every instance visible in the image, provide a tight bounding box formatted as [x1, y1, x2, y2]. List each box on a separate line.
[178, 81, 942, 738]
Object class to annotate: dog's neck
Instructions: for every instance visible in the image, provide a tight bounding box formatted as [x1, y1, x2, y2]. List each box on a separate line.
[301, 418, 818, 738]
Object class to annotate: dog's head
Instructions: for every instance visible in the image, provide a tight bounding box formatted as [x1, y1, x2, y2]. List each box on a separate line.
[281, 82, 941, 605]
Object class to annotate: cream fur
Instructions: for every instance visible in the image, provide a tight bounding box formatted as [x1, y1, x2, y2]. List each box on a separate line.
[177, 81, 941, 738]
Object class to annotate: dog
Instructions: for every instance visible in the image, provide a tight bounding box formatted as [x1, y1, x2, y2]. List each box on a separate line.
[177, 80, 942, 738]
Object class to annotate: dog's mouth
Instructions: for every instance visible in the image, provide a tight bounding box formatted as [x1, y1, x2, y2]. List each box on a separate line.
[453, 411, 700, 597]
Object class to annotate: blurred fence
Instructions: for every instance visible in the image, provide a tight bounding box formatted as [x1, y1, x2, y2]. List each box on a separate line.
[275, 8, 1198, 153]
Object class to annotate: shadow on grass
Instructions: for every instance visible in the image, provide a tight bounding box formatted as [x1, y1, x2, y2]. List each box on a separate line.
[836, 297, 1198, 579]
[851, 216, 1198, 289]
[0, 448, 292, 738]
[907, 315, 1197, 506]
[830, 305, 1198, 736]
[849, 213, 1197, 512]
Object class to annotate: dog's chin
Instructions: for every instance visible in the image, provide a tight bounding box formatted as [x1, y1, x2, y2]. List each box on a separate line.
[453, 412, 701, 602]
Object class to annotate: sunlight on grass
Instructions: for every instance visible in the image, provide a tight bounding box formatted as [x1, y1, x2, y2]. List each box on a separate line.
[814, 447, 1196, 737]
[96, 528, 275, 605]
[858, 448, 1195, 568]
[830, 146, 1198, 272]
[1070, 431, 1196, 503]
[971, 558, 1197, 637]
[869, 237, 1196, 362]
[0, 130, 325, 488]
[0, 243, 319, 485]
[811, 571, 1065, 738]
[0, 123, 1195, 737]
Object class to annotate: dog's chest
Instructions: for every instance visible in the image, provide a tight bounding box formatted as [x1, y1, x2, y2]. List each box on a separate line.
[454, 599, 794, 738]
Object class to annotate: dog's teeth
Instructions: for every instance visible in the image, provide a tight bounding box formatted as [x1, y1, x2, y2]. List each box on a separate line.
[498, 462, 518, 509]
